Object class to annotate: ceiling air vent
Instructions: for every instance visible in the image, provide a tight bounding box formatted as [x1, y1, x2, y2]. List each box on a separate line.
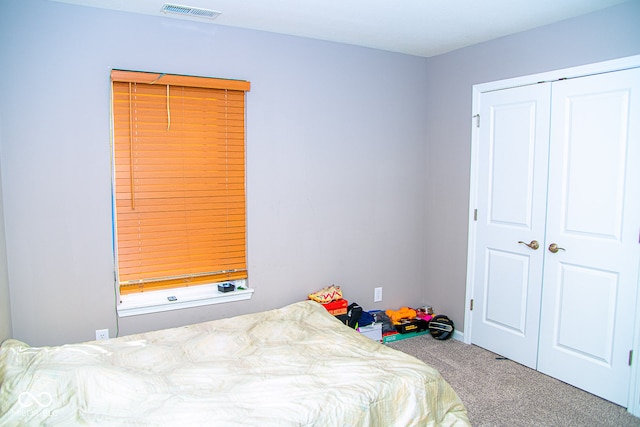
[161, 3, 221, 20]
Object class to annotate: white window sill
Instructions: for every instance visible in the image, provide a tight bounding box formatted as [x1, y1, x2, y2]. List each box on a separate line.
[117, 280, 253, 317]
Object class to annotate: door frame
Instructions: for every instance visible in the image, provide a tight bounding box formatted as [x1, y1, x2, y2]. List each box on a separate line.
[464, 54, 640, 415]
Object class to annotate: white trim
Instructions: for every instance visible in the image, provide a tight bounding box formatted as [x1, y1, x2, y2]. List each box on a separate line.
[465, 54, 640, 414]
[117, 280, 253, 317]
[630, 280, 640, 417]
[472, 55, 640, 94]
[463, 88, 482, 345]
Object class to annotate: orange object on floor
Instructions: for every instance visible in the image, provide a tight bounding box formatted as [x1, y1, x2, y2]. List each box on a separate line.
[385, 307, 417, 324]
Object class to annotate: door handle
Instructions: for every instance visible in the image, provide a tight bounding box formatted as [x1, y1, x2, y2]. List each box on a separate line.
[518, 240, 539, 250]
[548, 243, 566, 253]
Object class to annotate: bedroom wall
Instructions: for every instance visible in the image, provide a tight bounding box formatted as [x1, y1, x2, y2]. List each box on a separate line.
[423, 0, 640, 333]
[0, 0, 430, 345]
[0, 151, 12, 343]
[2, 1, 638, 347]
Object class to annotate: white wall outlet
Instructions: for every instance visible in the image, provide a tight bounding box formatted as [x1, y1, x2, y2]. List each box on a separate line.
[95, 329, 109, 340]
[374, 287, 383, 302]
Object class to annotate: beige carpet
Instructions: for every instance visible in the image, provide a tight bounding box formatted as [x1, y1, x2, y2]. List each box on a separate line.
[388, 335, 640, 426]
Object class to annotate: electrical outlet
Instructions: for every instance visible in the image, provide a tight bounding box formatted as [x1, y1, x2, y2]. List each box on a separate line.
[374, 287, 383, 302]
[95, 329, 109, 341]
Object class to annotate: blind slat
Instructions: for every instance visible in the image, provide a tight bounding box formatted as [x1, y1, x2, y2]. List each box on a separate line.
[119, 270, 248, 295]
[111, 70, 250, 92]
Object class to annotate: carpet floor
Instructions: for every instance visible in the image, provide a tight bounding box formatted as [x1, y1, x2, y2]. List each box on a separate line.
[387, 335, 640, 426]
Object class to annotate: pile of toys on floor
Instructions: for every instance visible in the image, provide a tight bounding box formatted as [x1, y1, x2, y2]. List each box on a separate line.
[307, 285, 454, 343]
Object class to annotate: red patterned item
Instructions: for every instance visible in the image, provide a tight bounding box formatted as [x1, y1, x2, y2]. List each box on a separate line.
[321, 299, 348, 316]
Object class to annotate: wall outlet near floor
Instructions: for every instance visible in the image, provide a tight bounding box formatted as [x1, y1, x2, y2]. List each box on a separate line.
[374, 287, 383, 302]
[95, 329, 109, 341]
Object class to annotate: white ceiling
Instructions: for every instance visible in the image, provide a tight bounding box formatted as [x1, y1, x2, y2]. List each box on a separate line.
[50, 0, 629, 57]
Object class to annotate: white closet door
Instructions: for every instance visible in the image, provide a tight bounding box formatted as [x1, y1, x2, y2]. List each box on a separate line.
[470, 83, 551, 368]
[537, 67, 640, 406]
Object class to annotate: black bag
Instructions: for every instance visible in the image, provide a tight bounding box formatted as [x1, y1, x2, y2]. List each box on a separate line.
[336, 303, 363, 328]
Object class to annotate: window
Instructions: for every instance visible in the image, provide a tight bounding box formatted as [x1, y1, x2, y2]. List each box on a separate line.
[110, 70, 250, 312]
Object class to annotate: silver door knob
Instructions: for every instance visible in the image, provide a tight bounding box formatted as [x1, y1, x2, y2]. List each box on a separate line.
[548, 243, 565, 253]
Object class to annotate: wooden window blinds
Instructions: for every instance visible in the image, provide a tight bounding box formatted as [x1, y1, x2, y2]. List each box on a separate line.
[111, 70, 250, 295]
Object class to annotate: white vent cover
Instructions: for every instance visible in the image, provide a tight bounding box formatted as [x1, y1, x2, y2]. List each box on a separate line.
[161, 3, 221, 20]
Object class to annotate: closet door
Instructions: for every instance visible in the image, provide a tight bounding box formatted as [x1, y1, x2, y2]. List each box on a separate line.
[537, 67, 640, 406]
[470, 83, 551, 369]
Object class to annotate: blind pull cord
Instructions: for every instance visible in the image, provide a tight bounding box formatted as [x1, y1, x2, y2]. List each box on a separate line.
[166, 85, 171, 131]
[128, 82, 135, 209]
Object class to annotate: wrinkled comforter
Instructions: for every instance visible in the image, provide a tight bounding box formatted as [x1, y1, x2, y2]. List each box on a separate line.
[0, 300, 469, 426]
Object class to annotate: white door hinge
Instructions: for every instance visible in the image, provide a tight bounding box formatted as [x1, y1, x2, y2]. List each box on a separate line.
[470, 299, 474, 311]
[473, 114, 480, 128]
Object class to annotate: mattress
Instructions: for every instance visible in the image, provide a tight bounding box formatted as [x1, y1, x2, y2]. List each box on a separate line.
[0, 300, 469, 426]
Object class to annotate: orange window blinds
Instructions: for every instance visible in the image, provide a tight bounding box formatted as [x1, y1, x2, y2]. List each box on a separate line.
[111, 70, 250, 295]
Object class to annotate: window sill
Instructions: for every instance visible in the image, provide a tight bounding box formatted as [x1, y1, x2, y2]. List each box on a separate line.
[117, 280, 253, 317]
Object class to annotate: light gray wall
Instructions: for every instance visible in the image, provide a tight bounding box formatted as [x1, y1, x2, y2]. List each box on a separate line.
[0, 149, 12, 343]
[423, 0, 640, 331]
[0, 0, 430, 345]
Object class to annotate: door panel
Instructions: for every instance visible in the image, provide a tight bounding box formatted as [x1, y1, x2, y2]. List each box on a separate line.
[471, 83, 551, 369]
[484, 249, 530, 335]
[488, 103, 541, 227]
[553, 263, 617, 363]
[561, 89, 628, 238]
[537, 68, 640, 406]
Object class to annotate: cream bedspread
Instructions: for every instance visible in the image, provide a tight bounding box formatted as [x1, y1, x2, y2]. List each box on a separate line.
[0, 300, 469, 426]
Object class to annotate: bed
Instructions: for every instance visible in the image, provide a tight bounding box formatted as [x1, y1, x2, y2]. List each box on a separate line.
[0, 300, 469, 426]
